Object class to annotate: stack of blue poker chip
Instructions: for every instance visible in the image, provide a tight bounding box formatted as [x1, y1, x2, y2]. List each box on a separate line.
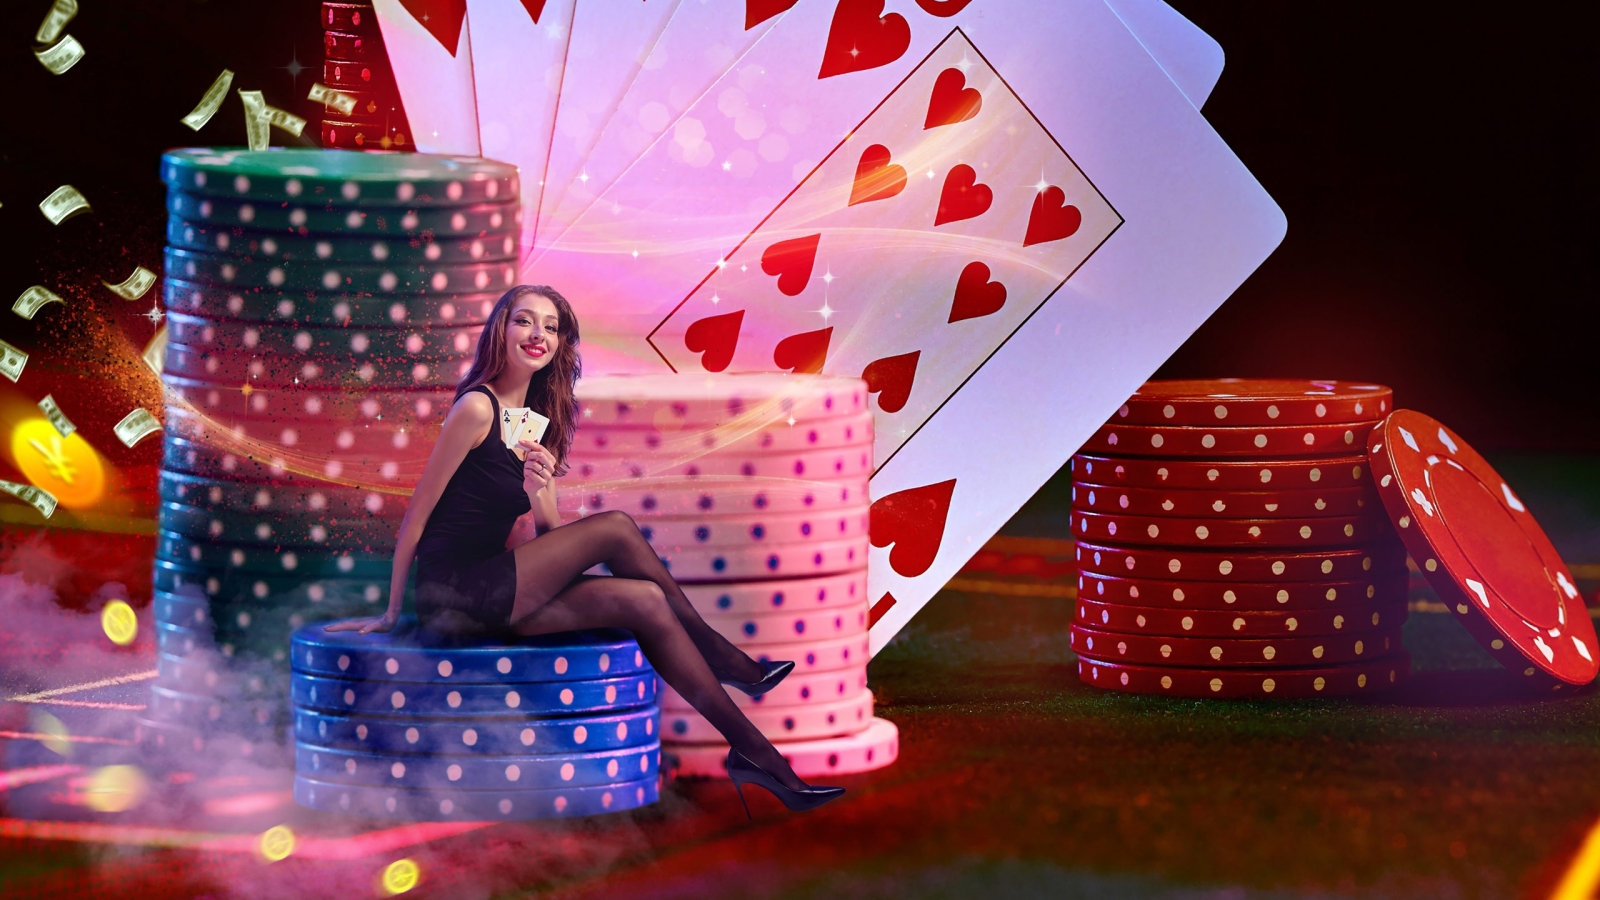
[145, 148, 521, 761]
[289, 617, 662, 821]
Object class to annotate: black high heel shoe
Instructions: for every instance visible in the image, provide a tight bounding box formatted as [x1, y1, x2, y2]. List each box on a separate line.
[726, 748, 845, 818]
[718, 658, 794, 698]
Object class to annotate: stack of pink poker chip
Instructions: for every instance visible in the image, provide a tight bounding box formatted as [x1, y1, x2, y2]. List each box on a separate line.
[557, 374, 899, 779]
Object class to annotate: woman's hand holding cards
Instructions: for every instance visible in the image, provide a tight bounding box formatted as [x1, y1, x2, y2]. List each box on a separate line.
[521, 439, 557, 494]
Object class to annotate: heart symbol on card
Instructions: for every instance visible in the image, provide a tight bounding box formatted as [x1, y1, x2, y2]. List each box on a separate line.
[684, 310, 744, 372]
[1023, 186, 1082, 247]
[761, 233, 821, 296]
[870, 479, 957, 577]
[519, 0, 547, 23]
[924, 68, 981, 129]
[396, 0, 468, 55]
[948, 262, 1006, 323]
[914, 0, 974, 15]
[773, 327, 832, 374]
[862, 350, 919, 413]
[848, 144, 906, 207]
[747, 0, 800, 29]
[935, 164, 992, 225]
[818, 0, 912, 79]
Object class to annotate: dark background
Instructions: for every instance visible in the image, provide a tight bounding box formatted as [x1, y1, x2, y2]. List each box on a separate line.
[1, 0, 1593, 453]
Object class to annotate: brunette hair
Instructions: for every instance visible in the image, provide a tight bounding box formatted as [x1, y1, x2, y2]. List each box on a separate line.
[454, 284, 582, 475]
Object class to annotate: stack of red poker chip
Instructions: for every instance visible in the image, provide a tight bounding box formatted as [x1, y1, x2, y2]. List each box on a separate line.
[556, 374, 898, 779]
[320, 2, 412, 150]
[1069, 379, 1412, 699]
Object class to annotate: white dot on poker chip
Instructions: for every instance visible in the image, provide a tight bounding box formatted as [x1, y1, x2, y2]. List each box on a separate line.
[380, 272, 399, 292]
[1147, 524, 1160, 538]
[438, 660, 453, 677]
[447, 764, 462, 782]
[1159, 675, 1173, 689]
[1457, 603, 1470, 615]
[616, 722, 627, 740]
[554, 657, 568, 674]
[447, 691, 462, 708]
[1262, 646, 1277, 660]
[554, 796, 568, 812]
[1182, 616, 1196, 631]
[339, 181, 359, 200]
[499, 799, 513, 814]
[385, 658, 399, 675]
[1208, 678, 1223, 693]
[337, 654, 350, 671]
[344, 689, 355, 704]
[440, 799, 454, 815]
[344, 758, 357, 775]
[389, 761, 405, 779]
[391, 691, 406, 708]
[1168, 559, 1181, 573]
[1312, 646, 1325, 659]
[1195, 525, 1210, 540]
[399, 727, 416, 744]
[496, 657, 512, 674]
[447, 181, 464, 200]
[639, 757, 648, 773]
[1219, 560, 1235, 575]
[354, 723, 367, 739]
[558, 688, 574, 705]
[1150, 434, 1164, 448]
[1201, 434, 1216, 449]
[560, 763, 575, 781]
[1425, 558, 1438, 571]
[506, 690, 522, 708]
[505, 764, 521, 782]
[1299, 526, 1313, 539]
[456, 728, 477, 746]
[432, 272, 450, 291]
[397, 182, 415, 201]
[573, 725, 588, 744]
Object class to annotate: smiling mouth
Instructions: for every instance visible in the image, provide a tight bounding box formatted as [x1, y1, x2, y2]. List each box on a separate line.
[521, 344, 546, 359]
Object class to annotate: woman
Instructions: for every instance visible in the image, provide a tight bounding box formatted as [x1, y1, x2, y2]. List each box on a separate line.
[326, 285, 843, 815]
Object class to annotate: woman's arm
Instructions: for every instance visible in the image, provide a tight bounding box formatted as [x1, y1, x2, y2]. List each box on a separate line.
[531, 481, 560, 535]
[326, 391, 495, 633]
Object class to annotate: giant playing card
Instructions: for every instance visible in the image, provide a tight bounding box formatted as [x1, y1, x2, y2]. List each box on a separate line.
[648, 31, 1121, 472]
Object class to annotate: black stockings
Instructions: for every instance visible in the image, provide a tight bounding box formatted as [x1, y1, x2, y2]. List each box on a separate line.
[505, 510, 805, 790]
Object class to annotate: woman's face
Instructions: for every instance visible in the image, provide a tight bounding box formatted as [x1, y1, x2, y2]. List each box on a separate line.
[504, 292, 561, 375]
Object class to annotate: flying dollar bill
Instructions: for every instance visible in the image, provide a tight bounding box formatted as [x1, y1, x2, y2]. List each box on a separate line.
[309, 82, 356, 117]
[237, 90, 270, 151]
[38, 395, 76, 438]
[13, 286, 64, 320]
[39, 186, 90, 225]
[35, 0, 77, 44]
[266, 106, 308, 138]
[34, 34, 84, 75]
[0, 480, 58, 519]
[114, 408, 160, 448]
[141, 324, 167, 376]
[181, 69, 235, 131]
[0, 339, 27, 383]
[103, 267, 157, 301]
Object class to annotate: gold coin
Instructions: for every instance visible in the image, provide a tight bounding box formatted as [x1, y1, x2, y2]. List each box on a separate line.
[381, 858, 421, 894]
[260, 824, 295, 861]
[11, 418, 104, 509]
[101, 600, 137, 645]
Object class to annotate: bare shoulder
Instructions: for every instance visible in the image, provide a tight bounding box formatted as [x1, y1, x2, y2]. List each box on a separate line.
[451, 389, 495, 420]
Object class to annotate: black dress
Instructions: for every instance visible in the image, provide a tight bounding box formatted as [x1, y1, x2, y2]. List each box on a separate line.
[414, 385, 533, 637]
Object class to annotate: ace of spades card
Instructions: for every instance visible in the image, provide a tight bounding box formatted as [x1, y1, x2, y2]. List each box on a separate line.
[648, 30, 1122, 476]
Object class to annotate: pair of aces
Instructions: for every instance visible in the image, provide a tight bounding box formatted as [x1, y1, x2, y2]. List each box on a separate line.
[375, 0, 1285, 654]
[500, 406, 550, 453]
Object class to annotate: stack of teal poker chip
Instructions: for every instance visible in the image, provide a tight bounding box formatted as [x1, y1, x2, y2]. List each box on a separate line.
[290, 617, 662, 821]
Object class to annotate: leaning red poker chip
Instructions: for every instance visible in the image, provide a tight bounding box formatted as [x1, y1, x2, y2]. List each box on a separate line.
[1368, 410, 1598, 690]
[1071, 453, 1371, 492]
[1077, 571, 1411, 611]
[1111, 380, 1393, 427]
[1071, 482, 1376, 519]
[1071, 509, 1393, 550]
[1069, 622, 1401, 668]
[1073, 596, 1403, 639]
[1073, 539, 1408, 582]
[1082, 421, 1376, 459]
[1076, 653, 1410, 699]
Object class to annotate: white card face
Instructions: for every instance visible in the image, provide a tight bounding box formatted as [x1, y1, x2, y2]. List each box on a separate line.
[648, 33, 1122, 475]
[1103, 0, 1225, 109]
[519, 409, 551, 446]
[466, 0, 576, 255]
[526, 0, 1285, 655]
[532, 0, 796, 252]
[371, 0, 482, 155]
[536, 0, 684, 250]
[502, 407, 531, 447]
